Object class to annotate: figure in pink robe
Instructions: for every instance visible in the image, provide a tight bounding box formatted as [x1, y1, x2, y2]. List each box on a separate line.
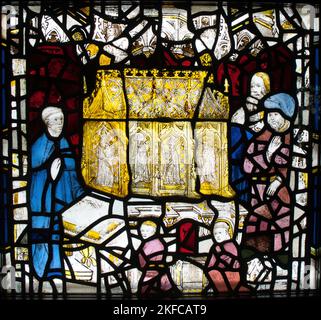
[242, 93, 296, 255]
[137, 220, 180, 297]
[205, 221, 249, 293]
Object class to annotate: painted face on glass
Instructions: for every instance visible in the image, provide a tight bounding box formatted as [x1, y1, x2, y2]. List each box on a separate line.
[140, 224, 156, 240]
[267, 112, 286, 132]
[238, 35, 250, 50]
[48, 30, 59, 42]
[250, 75, 266, 100]
[105, 23, 121, 41]
[213, 225, 230, 243]
[219, 42, 229, 56]
[47, 111, 64, 137]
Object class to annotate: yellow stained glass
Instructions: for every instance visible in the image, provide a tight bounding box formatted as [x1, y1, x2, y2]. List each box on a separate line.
[199, 88, 230, 119]
[83, 70, 126, 119]
[125, 69, 207, 118]
[129, 121, 198, 197]
[81, 121, 129, 197]
[82, 69, 233, 199]
[195, 122, 235, 197]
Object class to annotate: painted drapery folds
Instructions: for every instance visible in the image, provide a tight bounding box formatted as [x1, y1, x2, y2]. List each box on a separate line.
[0, 1, 320, 296]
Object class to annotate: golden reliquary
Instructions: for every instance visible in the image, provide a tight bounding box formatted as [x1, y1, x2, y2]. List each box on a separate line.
[81, 69, 234, 198]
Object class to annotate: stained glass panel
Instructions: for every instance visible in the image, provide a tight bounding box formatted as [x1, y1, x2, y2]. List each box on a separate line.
[0, 1, 320, 298]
